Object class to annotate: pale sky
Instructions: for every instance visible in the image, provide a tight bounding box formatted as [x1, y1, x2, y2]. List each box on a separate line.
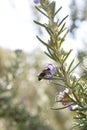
[0, 0, 38, 52]
[0, 0, 86, 53]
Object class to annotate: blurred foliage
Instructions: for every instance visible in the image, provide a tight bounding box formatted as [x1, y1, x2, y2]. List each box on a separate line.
[69, 0, 87, 82]
[69, 0, 87, 36]
[0, 47, 73, 130]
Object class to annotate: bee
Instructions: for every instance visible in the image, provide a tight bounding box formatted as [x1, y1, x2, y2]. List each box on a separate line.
[38, 68, 51, 81]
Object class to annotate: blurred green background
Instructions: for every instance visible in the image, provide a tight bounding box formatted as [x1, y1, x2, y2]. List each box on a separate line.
[0, 0, 87, 130]
[0, 48, 74, 130]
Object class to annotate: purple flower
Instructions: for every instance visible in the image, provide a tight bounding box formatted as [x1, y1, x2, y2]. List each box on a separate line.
[38, 63, 56, 81]
[55, 88, 73, 110]
[55, 88, 69, 102]
[66, 102, 73, 111]
[34, 0, 40, 4]
[55, 89, 79, 111]
[44, 63, 56, 78]
[67, 103, 79, 111]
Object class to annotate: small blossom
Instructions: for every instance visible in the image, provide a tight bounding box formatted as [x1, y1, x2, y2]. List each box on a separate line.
[64, 88, 69, 93]
[66, 104, 79, 111]
[55, 88, 69, 102]
[44, 63, 56, 77]
[34, 0, 40, 4]
[55, 88, 73, 110]
[55, 89, 79, 111]
[38, 63, 56, 81]
[66, 102, 73, 111]
[71, 105, 78, 110]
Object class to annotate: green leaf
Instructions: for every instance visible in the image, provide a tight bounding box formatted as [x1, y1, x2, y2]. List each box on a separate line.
[48, 1, 55, 20]
[51, 103, 73, 110]
[72, 123, 81, 129]
[44, 51, 53, 59]
[59, 30, 69, 45]
[36, 36, 54, 50]
[34, 20, 46, 28]
[47, 48, 57, 61]
[45, 25, 54, 35]
[58, 15, 69, 27]
[67, 59, 74, 74]
[63, 49, 72, 64]
[35, 6, 49, 18]
[55, 6, 62, 16]
[34, 21, 53, 36]
[70, 60, 82, 73]
[58, 23, 66, 35]
[54, 81, 66, 88]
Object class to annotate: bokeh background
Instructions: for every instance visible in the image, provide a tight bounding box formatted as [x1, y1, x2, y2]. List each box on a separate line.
[0, 0, 87, 130]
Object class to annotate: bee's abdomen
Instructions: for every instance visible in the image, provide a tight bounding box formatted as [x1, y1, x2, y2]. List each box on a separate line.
[38, 72, 45, 81]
